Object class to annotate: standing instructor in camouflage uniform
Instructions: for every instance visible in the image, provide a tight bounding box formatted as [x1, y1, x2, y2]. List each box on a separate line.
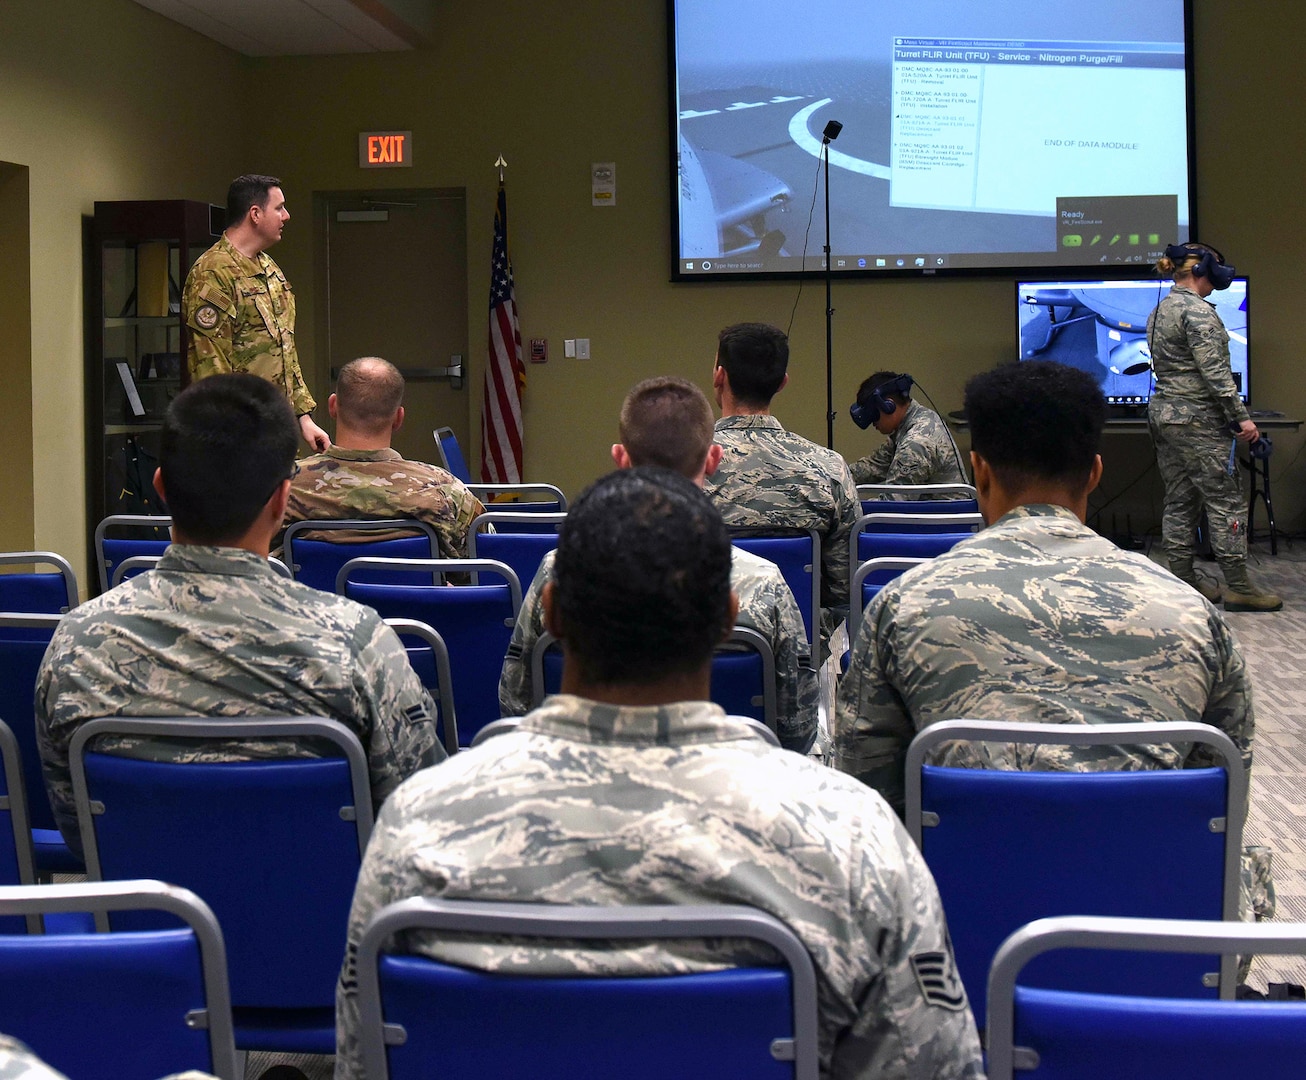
[182, 174, 331, 451]
[1147, 242, 1280, 611]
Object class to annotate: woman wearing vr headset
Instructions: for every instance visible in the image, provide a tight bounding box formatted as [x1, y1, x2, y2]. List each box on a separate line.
[847, 371, 967, 495]
[1147, 242, 1281, 612]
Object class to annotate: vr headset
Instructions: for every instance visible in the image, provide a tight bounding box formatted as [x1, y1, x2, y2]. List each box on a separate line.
[850, 373, 914, 429]
[1165, 242, 1236, 291]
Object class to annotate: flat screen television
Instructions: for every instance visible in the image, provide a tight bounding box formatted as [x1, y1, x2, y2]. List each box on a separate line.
[669, 0, 1195, 280]
[1016, 277, 1249, 406]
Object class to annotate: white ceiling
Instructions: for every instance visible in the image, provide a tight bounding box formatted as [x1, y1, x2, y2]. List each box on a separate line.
[130, 0, 434, 56]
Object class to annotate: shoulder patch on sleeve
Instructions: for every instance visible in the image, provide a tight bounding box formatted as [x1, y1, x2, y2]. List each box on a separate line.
[195, 304, 221, 330]
[910, 950, 968, 1010]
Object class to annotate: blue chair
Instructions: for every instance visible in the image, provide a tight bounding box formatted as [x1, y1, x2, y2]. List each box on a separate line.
[530, 628, 779, 733]
[94, 514, 172, 595]
[111, 552, 292, 587]
[433, 425, 473, 482]
[988, 915, 1306, 1080]
[849, 512, 981, 595]
[857, 483, 978, 517]
[354, 898, 819, 1080]
[282, 518, 442, 593]
[0, 719, 37, 934]
[468, 483, 569, 517]
[905, 719, 1245, 1030]
[69, 716, 372, 1056]
[0, 552, 78, 614]
[848, 557, 926, 646]
[0, 613, 81, 876]
[728, 529, 821, 648]
[339, 558, 522, 745]
[0, 879, 238, 1080]
[468, 512, 564, 587]
[384, 618, 460, 757]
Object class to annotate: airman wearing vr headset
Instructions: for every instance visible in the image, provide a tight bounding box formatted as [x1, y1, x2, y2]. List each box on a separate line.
[848, 371, 967, 497]
[1147, 242, 1281, 612]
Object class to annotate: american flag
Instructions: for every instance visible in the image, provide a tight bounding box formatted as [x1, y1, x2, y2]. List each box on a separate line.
[481, 185, 525, 483]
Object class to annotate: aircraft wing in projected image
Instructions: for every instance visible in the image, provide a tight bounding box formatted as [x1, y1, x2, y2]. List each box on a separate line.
[679, 134, 792, 261]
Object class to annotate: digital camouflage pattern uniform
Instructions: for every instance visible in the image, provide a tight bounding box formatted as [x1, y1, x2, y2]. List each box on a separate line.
[1146, 284, 1252, 589]
[182, 235, 316, 417]
[849, 400, 968, 494]
[0, 1035, 217, 1080]
[281, 446, 485, 554]
[834, 504, 1273, 921]
[334, 698, 984, 1080]
[35, 545, 442, 860]
[706, 415, 859, 623]
[498, 547, 819, 752]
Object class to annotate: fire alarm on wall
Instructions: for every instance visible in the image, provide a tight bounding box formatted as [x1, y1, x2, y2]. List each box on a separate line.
[529, 338, 548, 363]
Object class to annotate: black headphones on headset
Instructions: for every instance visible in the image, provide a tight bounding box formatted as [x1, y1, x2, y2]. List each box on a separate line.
[1165, 242, 1236, 291]
[850, 373, 914, 429]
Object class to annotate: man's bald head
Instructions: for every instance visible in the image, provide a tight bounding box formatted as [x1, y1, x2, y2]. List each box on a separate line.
[334, 357, 405, 436]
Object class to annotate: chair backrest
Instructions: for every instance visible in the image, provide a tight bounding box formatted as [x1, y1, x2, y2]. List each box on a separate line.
[468, 513, 564, 586]
[0, 719, 37, 933]
[433, 426, 473, 483]
[110, 553, 292, 587]
[988, 915, 1306, 1080]
[0, 614, 61, 837]
[848, 557, 926, 646]
[282, 518, 442, 593]
[857, 483, 978, 517]
[0, 879, 238, 1080]
[383, 618, 460, 757]
[728, 530, 820, 647]
[355, 898, 819, 1080]
[851, 512, 980, 591]
[94, 514, 172, 594]
[69, 717, 372, 1011]
[340, 559, 522, 745]
[529, 628, 779, 733]
[467, 483, 569, 516]
[905, 719, 1245, 1030]
[0, 552, 78, 614]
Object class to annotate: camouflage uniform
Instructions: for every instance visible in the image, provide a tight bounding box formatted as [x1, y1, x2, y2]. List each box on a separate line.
[834, 504, 1273, 923]
[35, 545, 442, 860]
[706, 415, 860, 619]
[498, 548, 818, 752]
[1146, 284, 1251, 587]
[849, 400, 968, 493]
[281, 446, 485, 555]
[0, 1035, 216, 1080]
[181, 235, 316, 416]
[334, 697, 984, 1079]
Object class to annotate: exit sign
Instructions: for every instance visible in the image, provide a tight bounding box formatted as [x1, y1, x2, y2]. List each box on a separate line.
[358, 130, 412, 169]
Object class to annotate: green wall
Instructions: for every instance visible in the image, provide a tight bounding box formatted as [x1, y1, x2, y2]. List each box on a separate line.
[2, 0, 1304, 583]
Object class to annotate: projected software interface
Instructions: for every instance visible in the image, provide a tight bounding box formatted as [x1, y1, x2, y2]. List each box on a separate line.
[1017, 279, 1249, 406]
[672, 0, 1191, 276]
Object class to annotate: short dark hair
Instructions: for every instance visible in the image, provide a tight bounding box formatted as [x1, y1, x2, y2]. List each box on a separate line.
[160, 374, 298, 544]
[335, 357, 405, 434]
[227, 174, 282, 226]
[964, 361, 1106, 492]
[858, 370, 911, 408]
[618, 376, 714, 476]
[716, 323, 789, 406]
[553, 468, 733, 687]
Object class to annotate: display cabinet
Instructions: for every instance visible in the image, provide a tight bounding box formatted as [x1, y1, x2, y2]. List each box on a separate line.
[87, 200, 223, 587]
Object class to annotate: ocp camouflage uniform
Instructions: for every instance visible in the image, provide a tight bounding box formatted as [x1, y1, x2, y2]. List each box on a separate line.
[849, 400, 968, 494]
[0, 1034, 217, 1080]
[35, 545, 442, 860]
[334, 698, 984, 1080]
[706, 415, 859, 624]
[281, 446, 485, 555]
[498, 547, 819, 752]
[1146, 284, 1251, 587]
[182, 235, 316, 416]
[834, 503, 1273, 921]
